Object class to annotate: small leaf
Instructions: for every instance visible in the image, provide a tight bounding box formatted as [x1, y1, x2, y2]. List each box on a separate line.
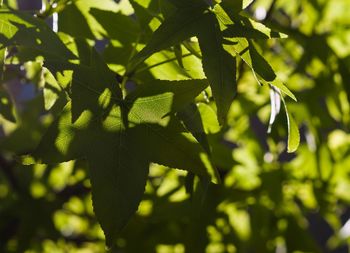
[42, 67, 65, 110]
[269, 79, 297, 102]
[248, 41, 276, 81]
[219, 0, 243, 14]
[282, 98, 300, 153]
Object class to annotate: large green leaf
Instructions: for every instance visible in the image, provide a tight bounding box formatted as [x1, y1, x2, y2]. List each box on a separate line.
[198, 13, 237, 124]
[0, 8, 74, 60]
[32, 76, 217, 246]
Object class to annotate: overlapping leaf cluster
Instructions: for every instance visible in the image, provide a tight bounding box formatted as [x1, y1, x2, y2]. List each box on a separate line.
[6, 0, 350, 252]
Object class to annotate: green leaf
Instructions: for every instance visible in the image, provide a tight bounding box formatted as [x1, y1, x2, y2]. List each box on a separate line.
[174, 44, 184, 68]
[33, 102, 216, 244]
[228, 39, 296, 101]
[42, 67, 65, 110]
[128, 0, 157, 30]
[0, 8, 74, 60]
[219, 0, 243, 14]
[32, 76, 217, 245]
[198, 13, 237, 124]
[222, 15, 288, 39]
[70, 48, 122, 121]
[89, 8, 140, 44]
[129, 7, 206, 72]
[282, 98, 300, 153]
[269, 79, 297, 102]
[125, 79, 209, 119]
[44, 44, 123, 121]
[128, 7, 237, 124]
[248, 41, 276, 81]
[177, 103, 211, 154]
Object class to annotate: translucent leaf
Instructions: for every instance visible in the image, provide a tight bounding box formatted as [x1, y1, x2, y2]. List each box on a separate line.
[32, 77, 218, 246]
[42, 67, 64, 110]
[282, 98, 300, 153]
[45, 45, 123, 122]
[125, 79, 209, 120]
[0, 8, 74, 61]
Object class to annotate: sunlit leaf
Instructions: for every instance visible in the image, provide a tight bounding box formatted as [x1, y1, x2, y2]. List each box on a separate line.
[0, 8, 74, 60]
[32, 75, 218, 245]
[282, 98, 300, 153]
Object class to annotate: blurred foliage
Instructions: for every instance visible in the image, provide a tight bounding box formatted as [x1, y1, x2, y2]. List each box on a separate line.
[0, 0, 350, 252]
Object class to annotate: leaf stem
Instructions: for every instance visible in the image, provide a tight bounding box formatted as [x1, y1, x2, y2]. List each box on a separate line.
[125, 35, 141, 76]
[120, 76, 128, 99]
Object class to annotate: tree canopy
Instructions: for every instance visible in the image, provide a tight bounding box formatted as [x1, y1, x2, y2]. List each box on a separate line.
[1, 0, 350, 252]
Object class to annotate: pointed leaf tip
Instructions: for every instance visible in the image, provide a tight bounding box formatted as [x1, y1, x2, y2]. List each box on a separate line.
[282, 99, 300, 153]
